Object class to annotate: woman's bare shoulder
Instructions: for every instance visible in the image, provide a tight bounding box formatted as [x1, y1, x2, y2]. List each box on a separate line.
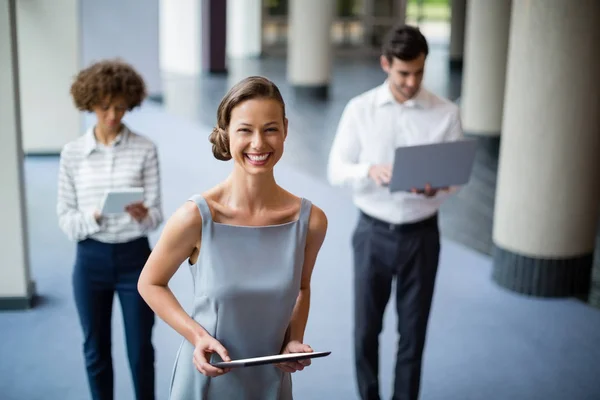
[165, 200, 203, 234]
[307, 203, 328, 235]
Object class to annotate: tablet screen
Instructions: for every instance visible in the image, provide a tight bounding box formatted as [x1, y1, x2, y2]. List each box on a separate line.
[211, 351, 331, 369]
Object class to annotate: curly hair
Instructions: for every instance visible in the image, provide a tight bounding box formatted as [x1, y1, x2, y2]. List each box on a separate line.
[209, 76, 286, 161]
[70, 59, 147, 111]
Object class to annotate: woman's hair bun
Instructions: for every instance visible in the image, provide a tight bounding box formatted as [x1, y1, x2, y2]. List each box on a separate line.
[209, 126, 231, 161]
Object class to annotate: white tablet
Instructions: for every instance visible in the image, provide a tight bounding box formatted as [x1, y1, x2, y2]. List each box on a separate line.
[99, 187, 144, 215]
[211, 351, 331, 369]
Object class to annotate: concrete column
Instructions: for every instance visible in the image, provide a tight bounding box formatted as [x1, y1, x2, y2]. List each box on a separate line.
[16, 0, 82, 154]
[493, 0, 600, 297]
[0, 0, 34, 310]
[449, 0, 466, 70]
[395, 0, 407, 26]
[201, 0, 227, 73]
[160, 0, 226, 75]
[16, 0, 161, 155]
[227, 0, 262, 59]
[362, 0, 374, 47]
[287, 0, 335, 99]
[159, 0, 202, 76]
[460, 0, 511, 136]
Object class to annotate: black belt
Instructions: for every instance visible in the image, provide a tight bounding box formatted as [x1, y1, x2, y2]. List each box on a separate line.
[360, 212, 438, 234]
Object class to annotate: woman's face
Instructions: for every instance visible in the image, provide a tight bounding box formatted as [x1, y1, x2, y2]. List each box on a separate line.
[93, 96, 127, 133]
[227, 98, 287, 175]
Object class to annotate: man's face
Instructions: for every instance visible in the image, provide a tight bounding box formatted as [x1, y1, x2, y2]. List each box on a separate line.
[380, 53, 426, 102]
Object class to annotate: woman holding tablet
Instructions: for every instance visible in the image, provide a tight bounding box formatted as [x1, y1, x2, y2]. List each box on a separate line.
[138, 76, 328, 399]
[57, 59, 163, 400]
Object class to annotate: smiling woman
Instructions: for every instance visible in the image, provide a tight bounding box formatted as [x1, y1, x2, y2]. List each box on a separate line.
[137, 76, 329, 399]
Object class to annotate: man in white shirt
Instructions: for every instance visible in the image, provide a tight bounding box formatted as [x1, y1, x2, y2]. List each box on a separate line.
[327, 24, 463, 400]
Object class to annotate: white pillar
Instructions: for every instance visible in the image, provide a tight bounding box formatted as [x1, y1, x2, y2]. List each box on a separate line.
[287, 0, 334, 99]
[460, 0, 511, 136]
[449, 0, 466, 69]
[493, 0, 600, 297]
[16, 0, 82, 154]
[227, 0, 262, 59]
[395, 0, 407, 26]
[227, 59, 263, 91]
[159, 0, 202, 76]
[16, 0, 162, 154]
[0, 0, 34, 309]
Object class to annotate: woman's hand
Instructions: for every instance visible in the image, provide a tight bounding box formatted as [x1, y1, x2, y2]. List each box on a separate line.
[93, 209, 102, 223]
[275, 340, 313, 373]
[125, 202, 148, 222]
[193, 335, 232, 377]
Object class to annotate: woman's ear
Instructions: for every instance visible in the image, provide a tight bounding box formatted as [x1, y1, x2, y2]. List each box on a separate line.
[283, 117, 289, 140]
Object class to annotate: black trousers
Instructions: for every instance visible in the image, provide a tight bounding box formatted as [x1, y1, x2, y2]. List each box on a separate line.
[352, 212, 440, 400]
[73, 236, 155, 400]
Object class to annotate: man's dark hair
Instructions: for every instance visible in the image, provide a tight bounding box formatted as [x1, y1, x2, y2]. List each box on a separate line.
[382, 24, 429, 62]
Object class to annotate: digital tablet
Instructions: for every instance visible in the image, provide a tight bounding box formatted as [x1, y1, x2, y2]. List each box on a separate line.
[99, 187, 144, 215]
[389, 139, 477, 192]
[211, 351, 331, 369]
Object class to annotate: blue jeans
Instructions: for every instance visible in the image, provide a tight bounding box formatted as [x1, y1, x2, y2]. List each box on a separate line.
[73, 236, 155, 400]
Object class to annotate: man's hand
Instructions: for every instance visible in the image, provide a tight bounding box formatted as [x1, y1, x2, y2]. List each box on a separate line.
[125, 202, 149, 222]
[410, 183, 449, 198]
[368, 164, 392, 186]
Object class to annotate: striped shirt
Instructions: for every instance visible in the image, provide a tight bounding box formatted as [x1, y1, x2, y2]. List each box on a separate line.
[57, 125, 163, 243]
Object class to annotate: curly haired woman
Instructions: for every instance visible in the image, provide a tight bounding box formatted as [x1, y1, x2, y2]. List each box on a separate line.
[57, 59, 163, 400]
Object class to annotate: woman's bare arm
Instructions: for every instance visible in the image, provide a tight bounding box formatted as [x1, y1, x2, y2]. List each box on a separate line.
[138, 201, 208, 346]
[288, 205, 328, 343]
[276, 205, 328, 373]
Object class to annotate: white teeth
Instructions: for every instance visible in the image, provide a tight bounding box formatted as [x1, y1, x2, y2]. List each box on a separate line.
[247, 153, 269, 161]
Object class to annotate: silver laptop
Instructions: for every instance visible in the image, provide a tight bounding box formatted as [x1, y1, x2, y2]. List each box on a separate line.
[389, 139, 477, 193]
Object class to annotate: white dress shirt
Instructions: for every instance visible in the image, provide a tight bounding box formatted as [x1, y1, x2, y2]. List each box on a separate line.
[57, 125, 163, 243]
[327, 81, 464, 224]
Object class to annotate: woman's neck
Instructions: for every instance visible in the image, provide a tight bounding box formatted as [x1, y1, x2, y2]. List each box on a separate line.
[94, 124, 121, 145]
[224, 166, 281, 212]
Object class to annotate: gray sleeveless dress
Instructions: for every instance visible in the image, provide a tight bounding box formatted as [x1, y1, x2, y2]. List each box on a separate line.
[169, 194, 312, 400]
